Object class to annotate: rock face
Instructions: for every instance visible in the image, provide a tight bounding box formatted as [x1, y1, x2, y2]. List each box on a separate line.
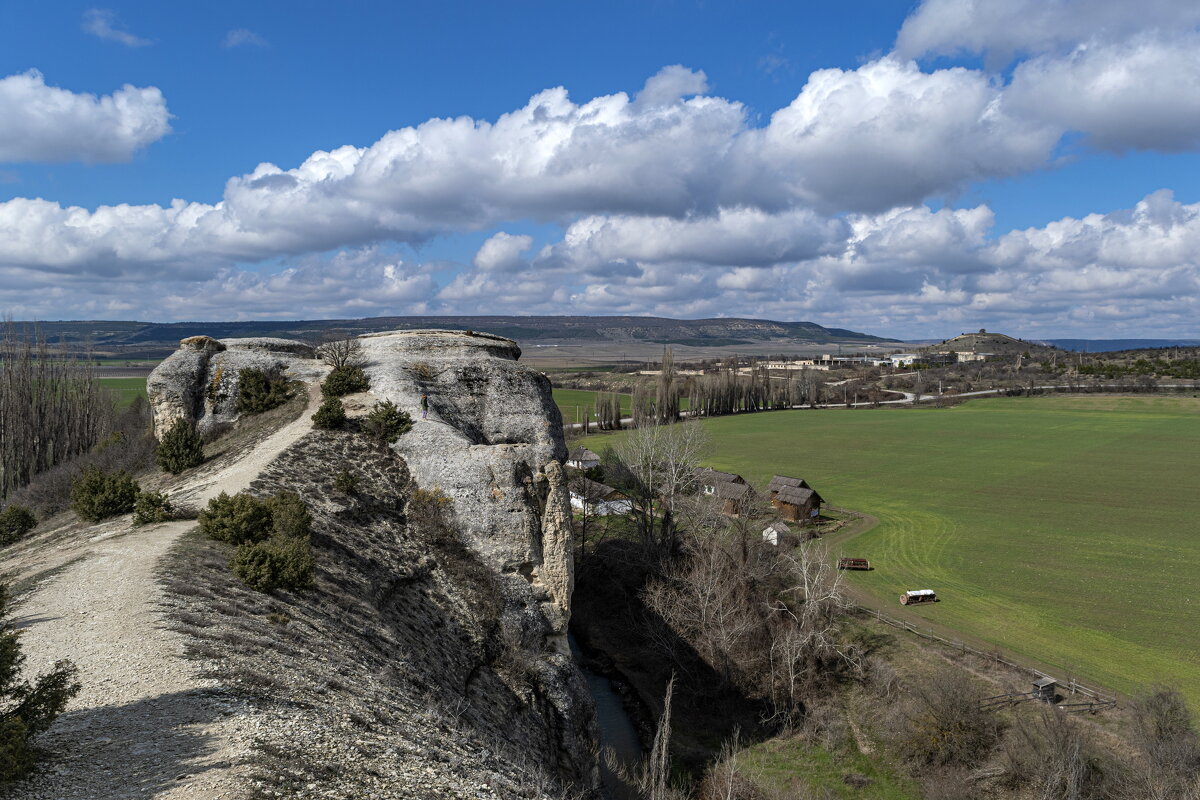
[355, 329, 595, 787]
[358, 330, 573, 629]
[147, 336, 323, 438]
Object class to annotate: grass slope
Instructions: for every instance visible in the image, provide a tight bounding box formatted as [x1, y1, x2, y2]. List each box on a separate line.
[583, 396, 1200, 706]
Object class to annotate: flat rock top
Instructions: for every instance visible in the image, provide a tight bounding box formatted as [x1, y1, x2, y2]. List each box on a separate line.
[359, 329, 521, 360]
[219, 337, 315, 357]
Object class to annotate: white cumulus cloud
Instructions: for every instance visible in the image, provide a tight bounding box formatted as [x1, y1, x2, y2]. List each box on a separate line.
[1006, 33, 1200, 152]
[473, 232, 533, 272]
[0, 70, 170, 163]
[895, 0, 1200, 64]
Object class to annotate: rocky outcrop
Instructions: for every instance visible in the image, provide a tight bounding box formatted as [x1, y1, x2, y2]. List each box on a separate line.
[355, 330, 596, 786]
[357, 330, 573, 627]
[145, 328, 599, 795]
[147, 336, 323, 438]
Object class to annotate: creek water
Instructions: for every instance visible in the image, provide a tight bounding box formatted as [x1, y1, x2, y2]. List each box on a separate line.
[569, 635, 643, 799]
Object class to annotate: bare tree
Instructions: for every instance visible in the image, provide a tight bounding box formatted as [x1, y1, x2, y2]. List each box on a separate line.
[609, 421, 711, 564]
[764, 542, 853, 720]
[315, 330, 365, 369]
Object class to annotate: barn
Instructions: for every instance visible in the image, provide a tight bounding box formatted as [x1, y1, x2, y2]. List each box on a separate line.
[569, 477, 633, 516]
[772, 485, 824, 524]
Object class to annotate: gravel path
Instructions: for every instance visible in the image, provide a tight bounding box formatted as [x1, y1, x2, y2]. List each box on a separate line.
[13, 382, 320, 800]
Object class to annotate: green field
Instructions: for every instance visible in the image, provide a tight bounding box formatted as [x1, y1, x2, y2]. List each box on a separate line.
[552, 388, 691, 425]
[582, 396, 1200, 705]
[553, 388, 632, 424]
[99, 376, 147, 406]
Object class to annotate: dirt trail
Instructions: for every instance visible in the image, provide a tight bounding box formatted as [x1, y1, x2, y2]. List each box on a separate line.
[13, 382, 320, 800]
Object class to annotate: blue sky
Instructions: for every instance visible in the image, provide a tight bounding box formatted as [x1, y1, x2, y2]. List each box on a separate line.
[1, 0, 1199, 338]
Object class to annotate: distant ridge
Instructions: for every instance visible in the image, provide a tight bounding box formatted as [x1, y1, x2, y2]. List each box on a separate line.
[18, 315, 898, 357]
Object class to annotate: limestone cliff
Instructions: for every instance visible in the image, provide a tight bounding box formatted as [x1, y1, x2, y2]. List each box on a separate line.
[147, 329, 598, 797]
[356, 330, 574, 631]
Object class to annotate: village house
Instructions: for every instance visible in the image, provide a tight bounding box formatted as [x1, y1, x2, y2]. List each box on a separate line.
[569, 477, 633, 516]
[767, 475, 810, 495]
[694, 467, 745, 496]
[566, 446, 601, 470]
[693, 468, 754, 516]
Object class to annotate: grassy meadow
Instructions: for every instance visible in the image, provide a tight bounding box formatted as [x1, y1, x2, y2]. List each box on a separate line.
[99, 376, 147, 407]
[581, 395, 1200, 706]
[552, 388, 691, 425]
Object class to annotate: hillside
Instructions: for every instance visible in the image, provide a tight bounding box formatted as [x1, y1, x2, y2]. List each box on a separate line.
[18, 315, 897, 360]
[923, 329, 1059, 357]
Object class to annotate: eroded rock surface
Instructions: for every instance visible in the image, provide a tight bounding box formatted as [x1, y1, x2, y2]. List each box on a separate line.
[147, 336, 323, 438]
[358, 330, 572, 619]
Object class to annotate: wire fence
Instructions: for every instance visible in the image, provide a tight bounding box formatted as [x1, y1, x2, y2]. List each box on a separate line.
[853, 605, 1118, 709]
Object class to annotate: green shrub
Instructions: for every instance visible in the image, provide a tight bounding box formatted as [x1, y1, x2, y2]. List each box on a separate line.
[0, 506, 36, 546]
[0, 584, 80, 788]
[156, 418, 204, 474]
[333, 470, 357, 494]
[361, 400, 413, 443]
[231, 537, 314, 593]
[236, 368, 292, 414]
[311, 397, 347, 430]
[266, 491, 312, 539]
[70, 467, 139, 523]
[198, 492, 273, 545]
[132, 491, 172, 526]
[321, 365, 370, 397]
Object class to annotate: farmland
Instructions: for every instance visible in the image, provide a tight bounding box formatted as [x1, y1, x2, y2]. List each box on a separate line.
[581, 395, 1200, 706]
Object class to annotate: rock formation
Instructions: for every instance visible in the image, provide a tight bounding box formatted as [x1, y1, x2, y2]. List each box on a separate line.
[146, 328, 598, 795]
[147, 336, 322, 438]
[357, 330, 574, 630]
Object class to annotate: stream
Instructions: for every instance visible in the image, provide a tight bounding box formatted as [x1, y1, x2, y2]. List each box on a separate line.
[569, 635, 643, 799]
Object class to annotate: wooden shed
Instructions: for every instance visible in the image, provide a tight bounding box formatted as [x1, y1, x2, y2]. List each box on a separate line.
[762, 522, 799, 547]
[714, 480, 755, 517]
[772, 485, 824, 524]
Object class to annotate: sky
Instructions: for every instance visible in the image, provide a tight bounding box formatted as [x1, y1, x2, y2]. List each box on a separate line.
[1, 0, 1199, 339]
